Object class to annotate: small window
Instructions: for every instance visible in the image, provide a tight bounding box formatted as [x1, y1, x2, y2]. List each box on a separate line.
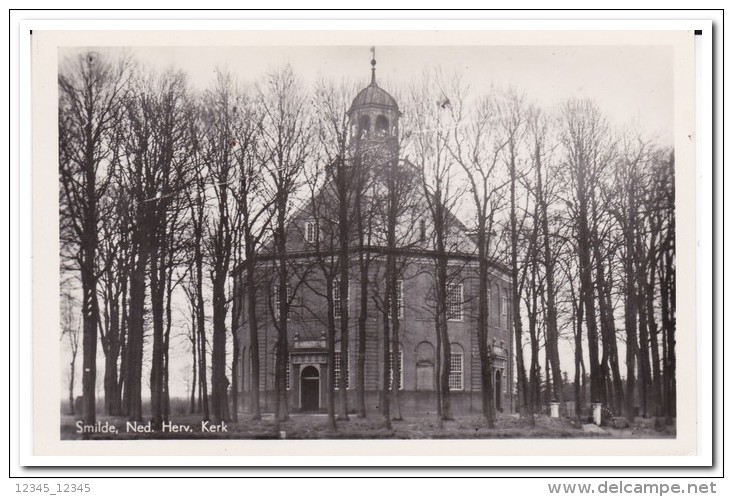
[305, 221, 316, 243]
[447, 284, 464, 321]
[388, 349, 404, 390]
[419, 219, 426, 242]
[334, 352, 350, 390]
[449, 352, 463, 391]
[333, 279, 349, 319]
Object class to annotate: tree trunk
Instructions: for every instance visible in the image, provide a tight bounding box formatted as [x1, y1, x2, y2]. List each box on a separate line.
[80, 182, 99, 425]
[381, 263, 392, 430]
[623, 185, 639, 421]
[149, 242, 166, 430]
[103, 286, 120, 416]
[635, 231, 653, 417]
[576, 163, 605, 405]
[476, 224, 495, 428]
[326, 278, 337, 431]
[68, 349, 77, 415]
[163, 264, 174, 421]
[211, 274, 230, 422]
[126, 231, 148, 422]
[246, 259, 261, 420]
[572, 296, 584, 419]
[189, 322, 197, 414]
[195, 232, 209, 421]
[534, 143, 563, 406]
[274, 207, 290, 424]
[230, 293, 240, 423]
[356, 250, 369, 418]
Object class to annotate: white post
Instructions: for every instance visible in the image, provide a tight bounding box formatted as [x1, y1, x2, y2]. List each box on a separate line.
[592, 403, 603, 426]
[550, 402, 560, 418]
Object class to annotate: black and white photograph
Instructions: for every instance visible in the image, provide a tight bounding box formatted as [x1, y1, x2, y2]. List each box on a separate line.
[30, 27, 698, 456]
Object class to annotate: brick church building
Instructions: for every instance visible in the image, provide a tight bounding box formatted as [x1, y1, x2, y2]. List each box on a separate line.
[232, 58, 514, 416]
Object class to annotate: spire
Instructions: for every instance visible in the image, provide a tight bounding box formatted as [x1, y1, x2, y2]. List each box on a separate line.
[370, 46, 376, 84]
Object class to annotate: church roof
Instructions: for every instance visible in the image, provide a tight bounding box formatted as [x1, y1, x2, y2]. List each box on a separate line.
[348, 81, 399, 115]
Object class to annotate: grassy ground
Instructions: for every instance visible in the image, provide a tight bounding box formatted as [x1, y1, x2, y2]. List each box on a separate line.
[61, 411, 676, 440]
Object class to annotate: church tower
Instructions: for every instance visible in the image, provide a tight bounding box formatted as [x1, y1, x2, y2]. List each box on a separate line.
[348, 50, 401, 174]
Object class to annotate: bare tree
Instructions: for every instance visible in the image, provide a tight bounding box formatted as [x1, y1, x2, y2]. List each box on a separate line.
[314, 78, 362, 421]
[229, 77, 267, 422]
[258, 65, 312, 424]
[199, 69, 244, 423]
[96, 180, 130, 416]
[60, 293, 81, 415]
[301, 156, 341, 431]
[187, 133, 210, 421]
[447, 89, 509, 427]
[365, 119, 419, 427]
[118, 69, 191, 423]
[405, 70, 465, 422]
[59, 50, 131, 424]
[524, 104, 564, 407]
[558, 99, 613, 407]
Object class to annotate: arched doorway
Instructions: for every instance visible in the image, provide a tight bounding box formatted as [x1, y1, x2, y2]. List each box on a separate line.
[300, 365, 320, 411]
[495, 370, 503, 412]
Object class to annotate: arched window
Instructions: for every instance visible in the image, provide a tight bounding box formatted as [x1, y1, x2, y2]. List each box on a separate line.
[358, 115, 370, 135]
[375, 115, 389, 134]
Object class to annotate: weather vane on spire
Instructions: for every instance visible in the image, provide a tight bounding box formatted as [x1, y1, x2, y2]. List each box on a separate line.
[370, 46, 376, 84]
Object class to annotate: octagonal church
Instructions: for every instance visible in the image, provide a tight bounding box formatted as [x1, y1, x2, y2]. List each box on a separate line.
[232, 57, 514, 416]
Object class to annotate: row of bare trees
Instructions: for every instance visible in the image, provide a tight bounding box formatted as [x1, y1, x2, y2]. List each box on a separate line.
[400, 71, 676, 421]
[59, 50, 676, 431]
[59, 52, 291, 425]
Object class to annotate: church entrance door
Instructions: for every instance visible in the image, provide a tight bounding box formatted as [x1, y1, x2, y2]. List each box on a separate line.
[300, 366, 320, 411]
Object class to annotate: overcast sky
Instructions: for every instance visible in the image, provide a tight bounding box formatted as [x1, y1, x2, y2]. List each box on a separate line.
[121, 44, 674, 144]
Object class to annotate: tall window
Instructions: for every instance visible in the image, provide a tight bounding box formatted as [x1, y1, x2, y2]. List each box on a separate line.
[334, 351, 350, 389]
[387, 279, 404, 319]
[397, 279, 404, 319]
[274, 284, 292, 320]
[305, 221, 316, 243]
[275, 351, 291, 390]
[286, 355, 291, 390]
[447, 283, 464, 321]
[449, 352, 464, 390]
[502, 293, 509, 329]
[388, 349, 404, 390]
[419, 219, 427, 242]
[333, 279, 349, 318]
[241, 346, 247, 391]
